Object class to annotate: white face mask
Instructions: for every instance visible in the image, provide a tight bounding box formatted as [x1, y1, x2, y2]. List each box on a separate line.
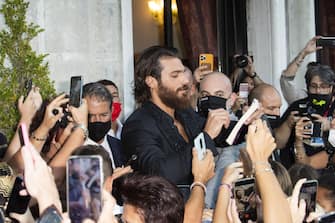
[328, 129, 335, 147]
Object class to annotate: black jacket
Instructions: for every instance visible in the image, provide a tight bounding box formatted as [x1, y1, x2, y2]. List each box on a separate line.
[121, 101, 218, 187]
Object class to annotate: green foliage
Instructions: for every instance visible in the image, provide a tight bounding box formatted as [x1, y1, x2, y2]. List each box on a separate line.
[0, 0, 55, 139]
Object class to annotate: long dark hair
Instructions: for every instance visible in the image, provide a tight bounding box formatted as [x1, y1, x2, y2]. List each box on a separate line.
[134, 46, 178, 105]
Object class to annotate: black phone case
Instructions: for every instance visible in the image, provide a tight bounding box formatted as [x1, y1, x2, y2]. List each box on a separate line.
[69, 76, 82, 108]
[5, 177, 31, 215]
[299, 180, 317, 221]
[317, 38, 335, 47]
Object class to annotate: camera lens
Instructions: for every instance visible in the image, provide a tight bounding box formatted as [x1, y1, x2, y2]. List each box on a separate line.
[235, 55, 249, 68]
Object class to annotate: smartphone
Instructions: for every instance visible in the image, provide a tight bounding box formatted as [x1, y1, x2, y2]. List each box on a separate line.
[194, 132, 206, 160]
[317, 37, 335, 47]
[234, 178, 257, 222]
[199, 53, 214, 72]
[69, 76, 83, 108]
[239, 148, 252, 177]
[318, 212, 335, 223]
[18, 123, 29, 147]
[304, 122, 324, 147]
[24, 79, 33, 97]
[239, 83, 249, 99]
[67, 155, 103, 223]
[5, 176, 31, 215]
[299, 180, 318, 221]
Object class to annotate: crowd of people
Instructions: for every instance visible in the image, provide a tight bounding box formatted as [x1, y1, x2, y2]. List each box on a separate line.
[0, 36, 335, 223]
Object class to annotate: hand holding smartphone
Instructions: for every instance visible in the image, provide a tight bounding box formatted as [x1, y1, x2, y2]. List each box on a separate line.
[299, 180, 318, 221]
[67, 155, 103, 222]
[233, 178, 257, 222]
[194, 132, 206, 160]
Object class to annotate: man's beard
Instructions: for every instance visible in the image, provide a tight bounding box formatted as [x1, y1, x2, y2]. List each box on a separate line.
[157, 82, 191, 110]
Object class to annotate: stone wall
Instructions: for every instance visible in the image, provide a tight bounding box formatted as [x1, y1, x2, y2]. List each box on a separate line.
[0, 0, 135, 119]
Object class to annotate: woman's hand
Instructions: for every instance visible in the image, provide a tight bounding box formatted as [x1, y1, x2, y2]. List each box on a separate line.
[246, 119, 276, 162]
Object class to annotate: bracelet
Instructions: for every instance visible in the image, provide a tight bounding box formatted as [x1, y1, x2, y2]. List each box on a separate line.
[37, 204, 62, 223]
[220, 182, 232, 190]
[220, 183, 233, 197]
[254, 166, 273, 174]
[31, 132, 48, 141]
[253, 162, 273, 174]
[190, 181, 207, 195]
[73, 124, 88, 141]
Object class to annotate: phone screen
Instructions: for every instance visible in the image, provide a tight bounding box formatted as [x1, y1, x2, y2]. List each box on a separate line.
[234, 178, 257, 222]
[67, 155, 103, 223]
[5, 176, 31, 215]
[69, 76, 83, 108]
[239, 83, 249, 99]
[299, 180, 318, 220]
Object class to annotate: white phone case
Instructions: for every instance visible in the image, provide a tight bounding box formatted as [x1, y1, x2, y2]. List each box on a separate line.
[194, 132, 206, 160]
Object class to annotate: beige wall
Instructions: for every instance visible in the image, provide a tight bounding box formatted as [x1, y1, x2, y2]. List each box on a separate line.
[132, 0, 185, 58]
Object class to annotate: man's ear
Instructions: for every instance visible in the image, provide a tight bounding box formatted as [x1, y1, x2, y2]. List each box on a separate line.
[145, 76, 157, 89]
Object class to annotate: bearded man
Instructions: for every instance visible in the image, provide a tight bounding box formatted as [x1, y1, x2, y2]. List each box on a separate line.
[121, 46, 230, 199]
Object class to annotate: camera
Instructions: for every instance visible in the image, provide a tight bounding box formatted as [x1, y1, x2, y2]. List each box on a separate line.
[57, 95, 70, 128]
[235, 55, 249, 68]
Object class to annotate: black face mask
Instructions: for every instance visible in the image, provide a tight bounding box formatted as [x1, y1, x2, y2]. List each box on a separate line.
[197, 96, 227, 117]
[264, 114, 281, 129]
[308, 93, 332, 115]
[88, 120, 111, 142]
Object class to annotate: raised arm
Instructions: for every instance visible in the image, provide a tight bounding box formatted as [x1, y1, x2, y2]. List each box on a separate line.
[213, 162, 243, 223]
[184, 149, 215, 223]
[246, 119, 292, 223]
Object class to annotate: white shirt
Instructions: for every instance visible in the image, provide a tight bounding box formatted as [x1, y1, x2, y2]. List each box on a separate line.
[85, 135, 116, 169]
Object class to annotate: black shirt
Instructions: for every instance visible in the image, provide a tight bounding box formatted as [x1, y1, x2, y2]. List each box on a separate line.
[121, 101, 218, 187]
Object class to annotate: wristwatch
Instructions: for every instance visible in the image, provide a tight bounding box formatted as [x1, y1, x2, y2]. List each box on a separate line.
[249, 72, 257, 78]
[37, 205, 62, 223]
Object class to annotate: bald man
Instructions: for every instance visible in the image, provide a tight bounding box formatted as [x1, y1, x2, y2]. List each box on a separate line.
[249, 84, 299, 166]
[249, 83, 282, 117]
[198, 72, 247, 209]
[200, 72, 233, 99]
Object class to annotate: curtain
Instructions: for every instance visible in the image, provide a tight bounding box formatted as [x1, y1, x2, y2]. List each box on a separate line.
[176, 0, 217, 70]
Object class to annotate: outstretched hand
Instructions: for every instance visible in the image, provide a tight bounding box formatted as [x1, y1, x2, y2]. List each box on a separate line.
[246, 119, 276, 162]
[192, 148, 215, 184]
[303, 36, 322, 55]
[18, 86, 43, 123]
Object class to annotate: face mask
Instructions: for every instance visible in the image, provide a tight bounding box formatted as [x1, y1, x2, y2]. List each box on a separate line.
[308, 93, 332, 114]
[264, 114, 281, 129]
[111, 102, 122, 121]
[197, 96, 227, 117]
[88, 120, 111, 142]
